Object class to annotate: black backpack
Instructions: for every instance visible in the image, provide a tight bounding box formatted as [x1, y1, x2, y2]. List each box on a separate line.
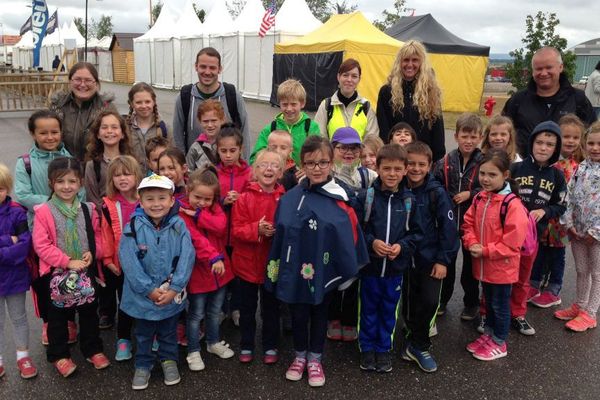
[325, 97, 370, 123]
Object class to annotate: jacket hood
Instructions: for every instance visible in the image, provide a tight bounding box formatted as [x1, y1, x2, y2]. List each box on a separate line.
[526, 72, 573, 94]
[275, 111, 310, 126]
[134, 201, 181, 228]
[300, 177, 348, 201]
[528, 120, 562, 165]
[406, 173, 441, 195]
[29, 143, 67, 158]
[217, 160, 251, 175]
[195, 133, 211, 143]
[372, 177, 412, 198]
[191, 82, 225, 100]
[246, 181, 285, 195]
[50, 90, 115, 108]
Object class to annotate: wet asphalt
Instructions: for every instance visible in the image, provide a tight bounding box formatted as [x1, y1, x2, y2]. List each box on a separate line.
[0, 82, 598, 400]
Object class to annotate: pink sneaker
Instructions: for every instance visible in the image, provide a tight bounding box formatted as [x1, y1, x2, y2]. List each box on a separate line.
[466, 334, 491, 353]
[554, 304, 580, 321]
[531, 291, 561, 308]
[68, 321, 77, 344]
[0, 364, 4, 378]
[285, 357, 307, 381]
[307, 360, 325, 387]
[472, 339, 507, 361]
[17, 357, 38, 379]
[326, 320, 342, 341]
[526, 287, 540, 302]
[565, 310, 597, 332]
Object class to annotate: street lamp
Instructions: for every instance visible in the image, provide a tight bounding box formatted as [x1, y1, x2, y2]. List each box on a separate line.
[84, 0, 102, 62]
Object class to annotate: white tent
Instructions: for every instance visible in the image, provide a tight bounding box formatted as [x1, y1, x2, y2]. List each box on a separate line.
[201, 1, 238, 88]
[173, 0, 204, 88]
[85, 36, 112, 81]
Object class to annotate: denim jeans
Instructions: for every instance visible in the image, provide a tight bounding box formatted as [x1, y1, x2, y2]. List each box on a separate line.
[482, 282, 512, 345]
[530, 245, 566, 295]
[134, 313, 179, 370]
[186, 287, 227, 352]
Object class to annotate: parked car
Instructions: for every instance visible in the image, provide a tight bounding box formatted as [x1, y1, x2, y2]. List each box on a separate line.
[579, 76, 589, 85]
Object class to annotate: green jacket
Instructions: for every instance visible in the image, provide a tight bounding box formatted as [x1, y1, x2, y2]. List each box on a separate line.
[250, 112, 320, 166]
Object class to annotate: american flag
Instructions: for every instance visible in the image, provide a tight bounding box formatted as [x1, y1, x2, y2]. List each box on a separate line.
[259, 1, 276, 38]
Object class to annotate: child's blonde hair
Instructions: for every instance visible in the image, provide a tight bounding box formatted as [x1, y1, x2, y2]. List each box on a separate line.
[277, 79, 306, 103]
[482, 115, 517, 162]
[106, 156, 143, 198]
[0, 163, 13, 192]
[253, 149, 285, 172]
[558, 113, 586, 163]
[268, 130, 293, 146]
[362, 134, 384, 155]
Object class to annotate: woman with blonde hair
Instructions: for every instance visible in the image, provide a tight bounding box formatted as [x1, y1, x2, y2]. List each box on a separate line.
[376, 40, 446, 162]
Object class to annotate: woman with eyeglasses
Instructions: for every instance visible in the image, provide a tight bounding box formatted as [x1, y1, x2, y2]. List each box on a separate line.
[50, 62, 117, 161]
[314, 58, 379, 141]
[376, 41, 446, 162]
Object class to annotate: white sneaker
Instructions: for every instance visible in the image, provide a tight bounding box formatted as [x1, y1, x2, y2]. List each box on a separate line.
[429, 323, 438, 337]
[207, 341, 234, 359]
[231, 310, 240, 327]
[186, 351, 205, 371]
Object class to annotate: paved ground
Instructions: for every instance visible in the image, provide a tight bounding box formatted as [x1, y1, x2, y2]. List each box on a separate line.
[0, 82, 598, 400]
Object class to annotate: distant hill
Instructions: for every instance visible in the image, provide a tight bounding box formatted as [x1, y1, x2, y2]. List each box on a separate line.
[490, 53, 513, 62]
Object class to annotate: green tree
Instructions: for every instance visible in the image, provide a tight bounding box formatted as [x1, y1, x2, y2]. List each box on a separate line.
[74, 17, 85, 38]
[373, 0, 407, 31]
[227, 0, 246, 17]
[506, 12, 576, 93]
[333, 1, 358, 14]
[150, 2, 162, 27]
[193, 3, 206, 23]
[91, 15, 113, 39]
[307, 0, 333, 22]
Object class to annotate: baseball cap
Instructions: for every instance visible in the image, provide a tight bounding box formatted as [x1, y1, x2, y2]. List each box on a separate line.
[331, 127, 361, 145]
[137, 174, 175, 192]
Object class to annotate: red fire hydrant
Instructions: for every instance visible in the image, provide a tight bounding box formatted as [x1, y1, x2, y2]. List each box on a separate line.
[484, 96, 496, 117]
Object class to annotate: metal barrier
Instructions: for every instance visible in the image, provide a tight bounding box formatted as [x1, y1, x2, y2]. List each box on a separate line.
[0, 72, 68, 111]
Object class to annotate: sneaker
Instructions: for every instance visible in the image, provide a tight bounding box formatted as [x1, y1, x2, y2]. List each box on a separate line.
[527, 287, 541, 302]
[460, 306, 479, 321]
[399, 342, 412, 361]
[132, 368, 151, 390]
[86, 353, 110, 370]
[437, 303, 447, 316]
[512, 317, 536, 335]
[42, 322, 49, 345]
[67, 321, 77, 344]
[375, 351, 392, 373]
[54, 358, 77, 378]
[326, 320, 342, 341]
[17, 357, 38, 379]
[554, 304, 580, 321]
[207, 341, 234, 359]
[466, 334, 491, 353]
[115, 339, 133, 361]
[341, 326, 358, 342]
[406, 344, 437, 373]
[263, 350, 279, 365]
[285, 357, 307, 381]
[98, 315, 114, 330]
[307, 360, 325, 387]
[477, 315, 486, 334]
[429, 323, 438, 337]
[177, 324, 188, 347]
[531, 291, 562, 308]
[186, 351, 205, 371]
[0, 365, 4, 378]
[239, 350, 254, 363]
[152, 336, 159, 352]
[359, 351, 376, 371]
[565, 310, 597, 332]
[161, 360, 181, 386]
[231, 310, 240, 327]
[472, 339, 507, 361]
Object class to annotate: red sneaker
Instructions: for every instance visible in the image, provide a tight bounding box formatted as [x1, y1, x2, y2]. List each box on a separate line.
[472, 339, 507, 361]
[0, 365, 5, 378]
[554, 304, 580, 321]
[326, 320, 342, 341]
[42, 322, 49, 346]
[531, 291, 561, 308]
[86, 353, 110, 370]
[54, 358, 77, 378]
[68, 321, 77, 344]
[263, 351, 279, 365]
[466, 334, 491, 353]
[526, 287, 540, 302]
[17, 357, 38, 379]
[285, 357, 307, 381]
[565, 310, 597, 332]
[177, 323, 188, 347]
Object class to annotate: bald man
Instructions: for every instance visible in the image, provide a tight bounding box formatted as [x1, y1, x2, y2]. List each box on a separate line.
[503, 47, 597, 158]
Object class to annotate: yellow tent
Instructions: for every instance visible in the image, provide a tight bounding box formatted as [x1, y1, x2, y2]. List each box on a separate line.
[272, 12, 404, 111]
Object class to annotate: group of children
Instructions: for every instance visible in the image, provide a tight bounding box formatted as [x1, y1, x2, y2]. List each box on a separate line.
[0, 77, 599, 391]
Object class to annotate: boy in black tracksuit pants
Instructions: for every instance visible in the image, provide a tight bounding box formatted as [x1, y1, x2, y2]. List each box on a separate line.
[357, 144, 422, 373]
[403, 142, 459, 373]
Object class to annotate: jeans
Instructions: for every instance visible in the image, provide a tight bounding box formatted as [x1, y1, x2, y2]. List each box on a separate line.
[289, 292, 333, 355]
[238, 279, 280, 352]
[186, 287, 227, 352]
[134, 313, 179, 370]
[530, 245, 566, 295]
[482, 282, 512, 344]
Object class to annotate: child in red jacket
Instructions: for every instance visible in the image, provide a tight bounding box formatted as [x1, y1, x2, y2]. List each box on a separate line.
[180, 166, 234, 371]
[462, 149, 529, 362]
[232, 149, 285, 364]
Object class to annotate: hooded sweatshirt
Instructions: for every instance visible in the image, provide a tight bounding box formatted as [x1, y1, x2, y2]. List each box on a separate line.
[510, 121, 567, 237]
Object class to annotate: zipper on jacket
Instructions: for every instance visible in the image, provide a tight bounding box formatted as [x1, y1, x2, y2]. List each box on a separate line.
[457, 162, 464, 229]
[479, 195, 491, 280]
[297, 194, 306, 211]
[381, 194, 393, 277]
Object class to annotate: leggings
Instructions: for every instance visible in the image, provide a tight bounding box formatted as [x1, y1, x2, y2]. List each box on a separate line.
[0, 292, 30, 352]
[573, 240, 600, 316]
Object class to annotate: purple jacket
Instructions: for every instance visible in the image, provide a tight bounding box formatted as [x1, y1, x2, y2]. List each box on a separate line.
[0, 197, 32, 296]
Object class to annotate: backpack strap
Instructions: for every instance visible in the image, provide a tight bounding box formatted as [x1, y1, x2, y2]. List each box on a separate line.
[499, 193, 518, 228]
[403, 196, 412, 231]
[443, 155, 449, 191]
[363, 187, 375, 226]
[20, 154, 32, 177]
[159, 120, 168, 138]
[93, 159, 102, 185]
[467, 164, 479, 192]
[101, 204, 112, 227]
[81, 203, 96, 261]
[200, 144, 219, 165]
[180, 83, 193, 152]
[304, 118, 311, 135]
[358, 166, 369, 190]
[124, 216, 137, 243]
[270, 120, 277, 133]
[429, 190, 438, 229]
[222, 82, 241, 129]
[361, 99, 370, 116]
[325, 97, 334, 123]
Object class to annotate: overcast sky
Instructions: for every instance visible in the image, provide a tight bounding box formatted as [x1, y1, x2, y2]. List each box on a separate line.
[1, 0, 598, 53]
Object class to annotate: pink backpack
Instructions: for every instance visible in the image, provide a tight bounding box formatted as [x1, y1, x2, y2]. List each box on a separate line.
[499, 193, 538, 257]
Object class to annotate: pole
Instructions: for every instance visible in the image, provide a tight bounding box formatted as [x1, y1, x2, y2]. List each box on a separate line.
[149, 0, 153, 26]
[84, 0, 88, 61]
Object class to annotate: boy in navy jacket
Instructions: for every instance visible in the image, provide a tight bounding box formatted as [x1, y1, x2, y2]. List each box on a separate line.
[403, 142, 459, 373]
[357, 144, 422, 373]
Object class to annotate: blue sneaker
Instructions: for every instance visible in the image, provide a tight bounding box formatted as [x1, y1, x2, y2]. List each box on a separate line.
[152, 336, 159, 352]
[406, 344, 438, 373]
[115, 339, 132, 361]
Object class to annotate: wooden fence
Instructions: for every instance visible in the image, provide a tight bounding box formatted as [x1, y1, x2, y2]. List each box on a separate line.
[0, 72, 68, 111]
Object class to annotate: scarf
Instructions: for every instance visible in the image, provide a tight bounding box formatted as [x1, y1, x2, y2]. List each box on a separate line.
[50, 194, 82, 260]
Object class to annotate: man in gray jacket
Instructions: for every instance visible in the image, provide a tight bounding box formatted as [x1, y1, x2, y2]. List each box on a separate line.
[173, 47, 250, 158]
[585, 61, 600, 119]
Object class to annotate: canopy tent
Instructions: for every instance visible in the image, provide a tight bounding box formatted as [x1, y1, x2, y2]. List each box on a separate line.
[385, 14, 490, 112]
[173, 0, 205, 88]
[202, 1, 238, 88]
[84, 36, 113, 81]
[273, 12, 402, 110]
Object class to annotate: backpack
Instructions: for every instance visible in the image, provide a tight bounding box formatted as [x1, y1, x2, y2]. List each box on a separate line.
[357, 166, 370, 190]
[362, 187, 413, 233]
[270, 119, 312, 136]
[19, 154, 32, 177]
[325, 97, 370, 123]
[180, 82, 241, 153]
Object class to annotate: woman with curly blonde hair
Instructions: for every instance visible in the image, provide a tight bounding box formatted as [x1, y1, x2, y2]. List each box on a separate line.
[376, 40, 446, 161]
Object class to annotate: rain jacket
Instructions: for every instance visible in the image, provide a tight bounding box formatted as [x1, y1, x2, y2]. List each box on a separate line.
[0, 198, 31, 296]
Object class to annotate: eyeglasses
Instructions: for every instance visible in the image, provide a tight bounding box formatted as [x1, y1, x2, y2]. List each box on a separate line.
[335, 144, 361, 154]
[71, 78, 96, 85]
[256, 162, 282, 171]
[303, 160, 330, 170]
